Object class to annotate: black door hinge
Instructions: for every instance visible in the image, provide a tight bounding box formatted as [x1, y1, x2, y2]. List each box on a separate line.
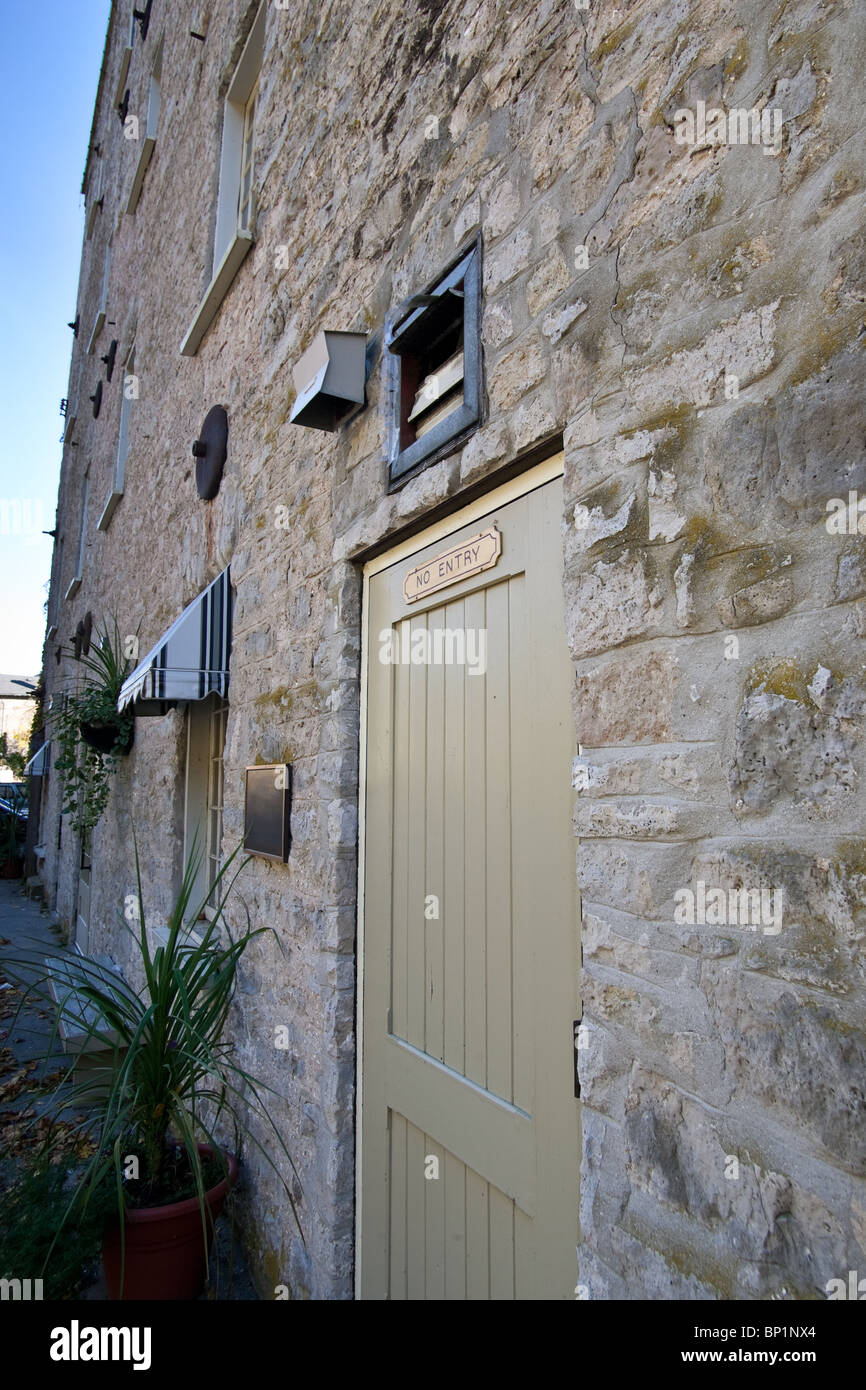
[573, 1019, 582, 1098]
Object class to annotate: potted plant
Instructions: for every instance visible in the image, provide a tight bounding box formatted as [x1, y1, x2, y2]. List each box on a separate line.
[72, 617, 135, 756]
[5, 837, 302, 1299]
[48, 618, 135, 836]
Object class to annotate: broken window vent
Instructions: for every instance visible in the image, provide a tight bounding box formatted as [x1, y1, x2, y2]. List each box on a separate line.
[385, 237, 482, 486]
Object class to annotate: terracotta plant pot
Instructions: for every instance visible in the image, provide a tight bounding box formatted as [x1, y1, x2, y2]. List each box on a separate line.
[79, 719, 134, 756]
[101, 1145, 239, 1301]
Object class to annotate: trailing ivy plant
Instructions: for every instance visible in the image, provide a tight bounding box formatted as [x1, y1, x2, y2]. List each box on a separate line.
[48, 618, 135, 837]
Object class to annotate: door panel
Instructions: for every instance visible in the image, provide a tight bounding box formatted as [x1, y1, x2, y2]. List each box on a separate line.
[361, 472, 579, 1299]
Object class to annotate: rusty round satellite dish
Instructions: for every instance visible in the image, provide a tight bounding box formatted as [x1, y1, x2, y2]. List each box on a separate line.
[192, 405, 228, 500]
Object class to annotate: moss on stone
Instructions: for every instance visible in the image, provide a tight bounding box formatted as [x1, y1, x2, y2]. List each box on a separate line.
[261, 1247, 283, 1294]
[748, 658, 809, 704]
[680, 514, 725, 556]
[836, 839, 866, 877]
[786, 317, 864, 391]
[623, 401, 694, 437]
[747, 657, 848, 706]
[591, 13, 639, 63]
[256, 686, 293, 710]
[724, 38, 749, 83]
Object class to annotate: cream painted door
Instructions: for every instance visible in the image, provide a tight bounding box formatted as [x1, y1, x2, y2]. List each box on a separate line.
[360, 470, 580, 1300]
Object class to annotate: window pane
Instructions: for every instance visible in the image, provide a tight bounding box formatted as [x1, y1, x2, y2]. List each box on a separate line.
[205, 698, 227, 907]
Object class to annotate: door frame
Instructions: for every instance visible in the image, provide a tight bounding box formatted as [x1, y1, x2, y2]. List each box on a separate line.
[354, 450, 567, 1297]
[75, 827, 92, 956]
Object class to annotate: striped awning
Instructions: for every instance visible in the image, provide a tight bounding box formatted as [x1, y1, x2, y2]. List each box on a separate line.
[118, 568, 232, 713]
[24, 742, 50, 776]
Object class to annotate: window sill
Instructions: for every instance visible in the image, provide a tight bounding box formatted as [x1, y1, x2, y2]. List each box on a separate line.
[180, 231, 254, 357]
[391, 402, 480, 485]
[87, 311, 105, 355]
[85, 199, 102, 240]
[97, 490, 123, 532]
[115, 45, 132, 105]
[152, 923, 204, 950]
[65, 577, 81, 601]
[126, 136, 156, 214]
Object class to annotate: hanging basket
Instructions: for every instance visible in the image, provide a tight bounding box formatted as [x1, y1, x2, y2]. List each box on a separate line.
[79, 719, 134, 756]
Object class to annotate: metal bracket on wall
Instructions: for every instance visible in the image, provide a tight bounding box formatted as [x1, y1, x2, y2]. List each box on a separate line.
[573, 1020, 582, 1098]
[133, 0, 152, 40]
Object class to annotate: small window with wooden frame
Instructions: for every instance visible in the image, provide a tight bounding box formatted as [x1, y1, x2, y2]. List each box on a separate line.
[386, 237, 482, 486]
[180, 0, 265, 356]
[184, 692, 228, 920]
[98, 343, 135, 531]
[238, 77, 258, 234]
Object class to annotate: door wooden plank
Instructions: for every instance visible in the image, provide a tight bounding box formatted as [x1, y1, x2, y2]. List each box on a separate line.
[484, 577, 513, 1106]
[389, 1111, 408, 1300]
[391, 630, 410, 1042]
[443, 598, 466, 1077]
[383, 1033, 535, 1214]
[489, 1186, 515, 1300]
[406, 1119, 426, 1300]
[443, 1150, 466, 1300]
[465, 1169, 489, 1300]
[514, 1204, 536, 1300]
[424, 1136, 445, 1299]
[508, 572, 533, 1118]
[425, 622, 446, 1063]
[463, 587, 487, 1091]
[406, 615, 428, 1051]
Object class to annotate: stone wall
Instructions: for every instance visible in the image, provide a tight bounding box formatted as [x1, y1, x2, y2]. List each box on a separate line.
[42, 0, 865, 1299]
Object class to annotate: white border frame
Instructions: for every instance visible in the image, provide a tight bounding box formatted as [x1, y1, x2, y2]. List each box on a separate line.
[353, 450, 565, 1297]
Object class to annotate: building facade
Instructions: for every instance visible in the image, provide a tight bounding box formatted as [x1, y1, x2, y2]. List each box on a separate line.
[39, 0, 865, 1299]
[0, 677, 37, 783]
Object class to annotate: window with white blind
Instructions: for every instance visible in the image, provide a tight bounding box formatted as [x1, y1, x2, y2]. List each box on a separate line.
[98, 344, 135, 531]
[87, 246, 112, 355]
[85, 159, 104, 239]
[127, 45, 162, 214]
[238, 78, 258, 235]
[181, 1, 264, 355]
[65, 473, 88, 601]
[184, 693, 228, 919]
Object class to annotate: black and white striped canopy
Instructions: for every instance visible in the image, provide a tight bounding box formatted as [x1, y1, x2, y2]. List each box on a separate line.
[23, 741, 50, 776]
[117, 567, 232, 713]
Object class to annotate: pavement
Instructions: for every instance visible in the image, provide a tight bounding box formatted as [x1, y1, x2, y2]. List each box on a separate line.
[0, 877, 258, 1300]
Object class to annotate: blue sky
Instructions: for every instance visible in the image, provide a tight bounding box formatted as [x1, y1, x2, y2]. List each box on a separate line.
[0, 0, 111, 678]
